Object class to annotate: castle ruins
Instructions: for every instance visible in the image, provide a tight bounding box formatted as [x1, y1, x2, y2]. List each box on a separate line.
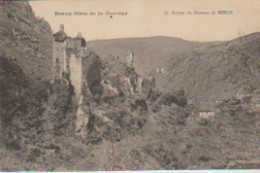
[52, 24, 89, 97]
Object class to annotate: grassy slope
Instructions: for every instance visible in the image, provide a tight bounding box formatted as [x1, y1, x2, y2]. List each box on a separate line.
[87, 37, 219, 76]
[161, 32, 260, 102]
[0, 1, 52, 80]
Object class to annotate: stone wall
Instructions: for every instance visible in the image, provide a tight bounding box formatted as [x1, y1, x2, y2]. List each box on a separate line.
[69, 53, 82, 97]
[53, 40, 66, 79]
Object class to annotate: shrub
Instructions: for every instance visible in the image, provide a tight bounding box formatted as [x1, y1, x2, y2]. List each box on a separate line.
[0, 56, 28, 123]
[160, 89, 187, 107]
[85, 53, 103, 101]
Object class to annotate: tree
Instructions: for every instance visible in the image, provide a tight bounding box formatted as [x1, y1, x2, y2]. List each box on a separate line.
[86, 53, 103, 101]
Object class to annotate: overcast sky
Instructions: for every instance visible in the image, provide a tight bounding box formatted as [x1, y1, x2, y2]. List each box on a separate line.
[29, 0, 260, 42]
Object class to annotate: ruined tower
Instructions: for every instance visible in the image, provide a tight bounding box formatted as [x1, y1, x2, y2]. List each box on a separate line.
[125, 49, 134, 68]
[52, 24, 88, 97]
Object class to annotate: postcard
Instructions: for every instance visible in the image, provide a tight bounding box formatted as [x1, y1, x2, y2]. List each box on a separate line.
[0, 0, 259, 171]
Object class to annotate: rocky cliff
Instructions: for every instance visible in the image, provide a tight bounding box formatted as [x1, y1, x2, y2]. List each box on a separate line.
[0, 1, 52, 80]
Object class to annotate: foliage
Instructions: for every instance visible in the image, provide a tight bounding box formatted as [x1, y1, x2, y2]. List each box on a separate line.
[0, 56, 28, 123]
[44, 80, 76, 136]
[159, 89, 187, 108]
[85, 53, 103, 101]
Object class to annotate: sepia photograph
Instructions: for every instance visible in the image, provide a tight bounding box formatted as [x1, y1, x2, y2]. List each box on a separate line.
[0, 0, 259, 171]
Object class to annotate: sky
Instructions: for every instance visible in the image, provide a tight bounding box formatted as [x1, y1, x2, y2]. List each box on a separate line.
[29, 0, 260, 42]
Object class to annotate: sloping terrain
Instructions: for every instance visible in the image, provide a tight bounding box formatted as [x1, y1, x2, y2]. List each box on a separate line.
[0, 56, 28, 125]
[159, 32, 260, 102]
[87, 33, 259, 102]
[0, 1, 52, 80]
[2, 49, 258, 170]
[87, 37, 219, 76]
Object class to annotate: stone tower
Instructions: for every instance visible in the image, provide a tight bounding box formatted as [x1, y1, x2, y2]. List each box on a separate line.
[52, 24, 88, 97]
[125, 49, 134, 68]
[53, 24, 68, 79]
